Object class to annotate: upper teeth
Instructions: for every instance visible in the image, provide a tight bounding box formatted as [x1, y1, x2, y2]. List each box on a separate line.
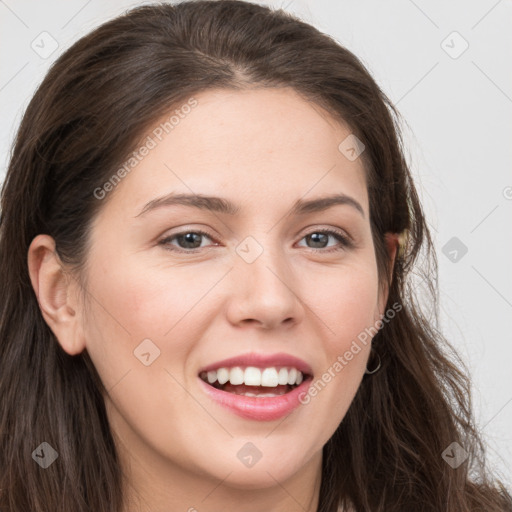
[200, 366, 304, 387]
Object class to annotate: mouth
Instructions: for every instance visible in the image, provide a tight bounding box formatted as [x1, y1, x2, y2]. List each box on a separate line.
[199, 366, 311, 397]
[197, 352, 314, 420]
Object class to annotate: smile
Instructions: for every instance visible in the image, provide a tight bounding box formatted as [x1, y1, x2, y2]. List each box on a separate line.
[197, 353, 314, 421]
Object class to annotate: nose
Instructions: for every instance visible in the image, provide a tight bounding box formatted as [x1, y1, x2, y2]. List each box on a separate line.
[225, 241, 305, 330]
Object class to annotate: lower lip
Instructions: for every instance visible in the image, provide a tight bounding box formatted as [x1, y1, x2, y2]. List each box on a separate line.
[198, 377, 312, 421]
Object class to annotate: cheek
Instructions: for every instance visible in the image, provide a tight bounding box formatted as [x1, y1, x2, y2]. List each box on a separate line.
[81, 252, 226, 388]
[311, 261, 380, 349]
[85, 250, 209, 337]
[80, 256, 209, 462]
[302, 261, 378, 409]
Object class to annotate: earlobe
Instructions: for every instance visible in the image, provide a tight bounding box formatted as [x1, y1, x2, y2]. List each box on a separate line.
[27, 234, 86, 356]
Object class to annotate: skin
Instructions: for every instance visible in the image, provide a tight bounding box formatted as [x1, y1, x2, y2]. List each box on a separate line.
[28, 87, 398, 512]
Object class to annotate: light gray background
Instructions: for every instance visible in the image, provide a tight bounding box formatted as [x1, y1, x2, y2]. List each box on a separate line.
[1, 0, 511, 482]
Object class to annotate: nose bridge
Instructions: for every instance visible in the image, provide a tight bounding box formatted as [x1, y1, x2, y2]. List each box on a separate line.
[227, 233, 303, 327]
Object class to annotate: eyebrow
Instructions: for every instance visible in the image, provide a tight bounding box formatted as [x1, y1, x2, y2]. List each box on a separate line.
[135, 192, 365, 219]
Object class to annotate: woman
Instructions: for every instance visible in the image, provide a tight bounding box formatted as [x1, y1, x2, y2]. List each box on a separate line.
[0, 1, 510, 511]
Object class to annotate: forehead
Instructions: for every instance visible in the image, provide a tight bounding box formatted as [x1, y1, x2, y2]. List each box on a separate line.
[99, 87, 369, 219]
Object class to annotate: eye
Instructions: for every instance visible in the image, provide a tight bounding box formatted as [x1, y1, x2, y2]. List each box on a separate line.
[297, 229, 352, 253]
[159, 229, 218, 253]
[158, 227, 353, 254]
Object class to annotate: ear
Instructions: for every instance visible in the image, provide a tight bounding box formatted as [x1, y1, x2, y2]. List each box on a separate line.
[384, 232, 399, 283]
[376, 232, 399, 317]
[27, 234, 86, 355]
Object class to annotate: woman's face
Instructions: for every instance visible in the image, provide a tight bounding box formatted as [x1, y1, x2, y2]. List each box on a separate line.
[71, 88, 394, 498]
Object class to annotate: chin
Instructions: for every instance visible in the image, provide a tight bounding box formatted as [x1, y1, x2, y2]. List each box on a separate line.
[213, 463, 300, 490]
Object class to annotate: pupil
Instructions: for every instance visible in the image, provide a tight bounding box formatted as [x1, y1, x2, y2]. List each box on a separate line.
[308, 232, 328, 248]
[178, 233, 202, 248]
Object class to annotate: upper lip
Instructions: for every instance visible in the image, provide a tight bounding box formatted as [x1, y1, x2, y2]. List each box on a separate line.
[198, 352, 313, 376]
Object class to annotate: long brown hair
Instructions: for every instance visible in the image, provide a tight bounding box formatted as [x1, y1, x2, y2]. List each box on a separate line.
[0, 2, 510, 510]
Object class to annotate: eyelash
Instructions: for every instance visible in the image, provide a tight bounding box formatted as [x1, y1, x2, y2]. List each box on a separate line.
[158, 228, 353, 254]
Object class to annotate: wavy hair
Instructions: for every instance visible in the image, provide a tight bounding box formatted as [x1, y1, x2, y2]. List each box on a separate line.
[0, 1, 510, 510]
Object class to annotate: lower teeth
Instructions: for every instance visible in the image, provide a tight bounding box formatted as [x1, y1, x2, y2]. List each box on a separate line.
[232, 390, 287, 397]
[208, 380, 294, 396]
